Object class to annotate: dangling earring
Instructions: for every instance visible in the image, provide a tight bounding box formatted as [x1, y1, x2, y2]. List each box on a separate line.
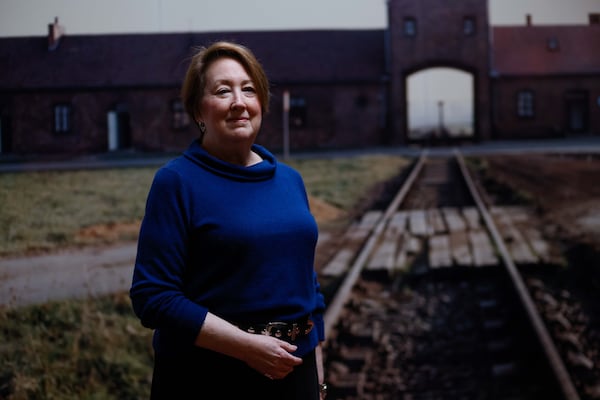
[198, 121, 206, 134]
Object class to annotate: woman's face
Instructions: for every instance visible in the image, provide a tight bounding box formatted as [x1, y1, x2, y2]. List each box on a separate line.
[199, 57, 262, 146]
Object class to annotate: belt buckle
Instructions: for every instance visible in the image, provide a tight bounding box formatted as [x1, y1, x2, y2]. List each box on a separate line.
[260, 319, 313, 342]
[262, 322, 288, 338]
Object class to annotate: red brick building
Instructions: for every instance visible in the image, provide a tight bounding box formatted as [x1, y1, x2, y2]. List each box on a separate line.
[0, 29, 386, 156]
[0, 2, 598, 157]
[491, 23, 600, 138]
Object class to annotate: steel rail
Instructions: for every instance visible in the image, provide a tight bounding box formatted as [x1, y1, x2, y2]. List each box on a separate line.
[323, 150, 428, 342]
[455, 148, 580, 400]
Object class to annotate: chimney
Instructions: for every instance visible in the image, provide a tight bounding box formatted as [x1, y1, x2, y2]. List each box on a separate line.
[526, 14, 532, 26]
[48, 17, 64, 51]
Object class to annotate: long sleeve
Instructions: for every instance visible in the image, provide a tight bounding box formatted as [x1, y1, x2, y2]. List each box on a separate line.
[130, 167, 208, 344]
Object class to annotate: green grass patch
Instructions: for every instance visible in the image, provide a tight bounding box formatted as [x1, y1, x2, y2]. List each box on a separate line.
[0, 168, 155, 257]
[0, 292, 153, 400]
[287, 154, 409, 211]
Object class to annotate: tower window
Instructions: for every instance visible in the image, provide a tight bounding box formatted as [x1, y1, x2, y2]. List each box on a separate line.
[404, 17, 417, 37]
[463, 17, 476, 35]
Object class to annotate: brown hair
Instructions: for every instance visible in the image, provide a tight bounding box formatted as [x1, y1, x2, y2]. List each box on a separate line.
[181, 41, 271, 123]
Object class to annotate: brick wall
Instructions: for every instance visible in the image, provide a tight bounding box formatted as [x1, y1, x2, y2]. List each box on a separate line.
[387, 0, 492, 143]
[492, 75, 600, 138]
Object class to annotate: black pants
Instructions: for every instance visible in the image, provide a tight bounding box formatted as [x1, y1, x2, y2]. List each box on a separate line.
[150, 347, 319, 399]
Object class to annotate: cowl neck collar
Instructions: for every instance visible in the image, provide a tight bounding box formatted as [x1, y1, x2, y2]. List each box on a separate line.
[183, 139, 276, 182]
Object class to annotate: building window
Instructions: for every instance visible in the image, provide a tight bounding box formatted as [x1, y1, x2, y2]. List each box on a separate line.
[517, 90, 535, 118]
[463, 17, 476, 35]
[404, 17, 417, 37]
[290, 97, 307, 128]
[171, 99, 190, 130]
[53, 104, 71, 134]
[547, 37, 560, 52]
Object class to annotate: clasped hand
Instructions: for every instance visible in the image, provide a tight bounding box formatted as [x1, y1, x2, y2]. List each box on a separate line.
[242, 333, 303, 379]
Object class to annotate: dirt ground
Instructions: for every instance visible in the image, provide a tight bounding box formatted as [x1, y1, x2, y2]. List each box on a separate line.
[475, 153, 600, 252]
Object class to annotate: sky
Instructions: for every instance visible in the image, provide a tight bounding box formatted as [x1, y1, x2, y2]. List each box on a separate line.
[1, 0, 600, 37]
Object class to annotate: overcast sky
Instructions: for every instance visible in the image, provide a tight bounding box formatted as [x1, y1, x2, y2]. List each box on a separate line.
[1, 0, 599, 37]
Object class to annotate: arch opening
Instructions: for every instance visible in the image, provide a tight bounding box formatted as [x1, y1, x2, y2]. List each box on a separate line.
[406, 67, 474, 141]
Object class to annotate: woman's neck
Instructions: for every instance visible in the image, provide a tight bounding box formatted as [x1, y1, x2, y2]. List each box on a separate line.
[201, 140, 261, 167]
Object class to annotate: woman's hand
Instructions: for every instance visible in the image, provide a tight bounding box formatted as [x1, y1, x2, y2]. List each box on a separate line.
[194, 313, 302, 379]
[240, 334, 303, 379]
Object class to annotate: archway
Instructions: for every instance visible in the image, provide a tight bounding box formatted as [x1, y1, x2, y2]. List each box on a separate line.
[406, 67, 474, 142]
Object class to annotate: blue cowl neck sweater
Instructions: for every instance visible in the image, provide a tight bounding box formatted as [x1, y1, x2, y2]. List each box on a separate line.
[130, 140, 325, 357]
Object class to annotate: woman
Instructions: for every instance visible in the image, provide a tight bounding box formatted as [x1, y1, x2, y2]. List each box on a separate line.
[130, 41, 327, 399]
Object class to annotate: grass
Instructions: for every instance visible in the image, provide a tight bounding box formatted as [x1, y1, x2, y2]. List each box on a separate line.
[0, 152, 409, 399]
[0, 293, 153, 400]
[288, 155, 410, 211]
[0, 168, 155, 257]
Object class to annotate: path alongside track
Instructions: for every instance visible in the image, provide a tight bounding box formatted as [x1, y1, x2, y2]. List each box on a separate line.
[0, 243, 136, 307]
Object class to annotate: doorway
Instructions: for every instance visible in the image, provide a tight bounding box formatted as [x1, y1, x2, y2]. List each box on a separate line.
[565, 91, 588, 134]
[107, 107, 132, 151]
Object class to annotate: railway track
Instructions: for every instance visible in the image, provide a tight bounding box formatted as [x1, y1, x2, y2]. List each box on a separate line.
[320, 150, 596, 400]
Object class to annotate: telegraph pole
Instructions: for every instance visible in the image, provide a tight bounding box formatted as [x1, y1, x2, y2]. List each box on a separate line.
[283, 90, 290, 160]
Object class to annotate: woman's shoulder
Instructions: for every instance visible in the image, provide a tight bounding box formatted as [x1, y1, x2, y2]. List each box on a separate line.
[275, 161, 307, 188]
[152, 154, 205, 186]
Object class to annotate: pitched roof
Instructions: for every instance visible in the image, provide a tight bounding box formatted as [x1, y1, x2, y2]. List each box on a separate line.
[0, 30, 386, 90]
[492, 25, 600, 76]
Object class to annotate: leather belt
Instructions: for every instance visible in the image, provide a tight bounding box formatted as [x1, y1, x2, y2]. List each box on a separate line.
[237, 318, 314, 342]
